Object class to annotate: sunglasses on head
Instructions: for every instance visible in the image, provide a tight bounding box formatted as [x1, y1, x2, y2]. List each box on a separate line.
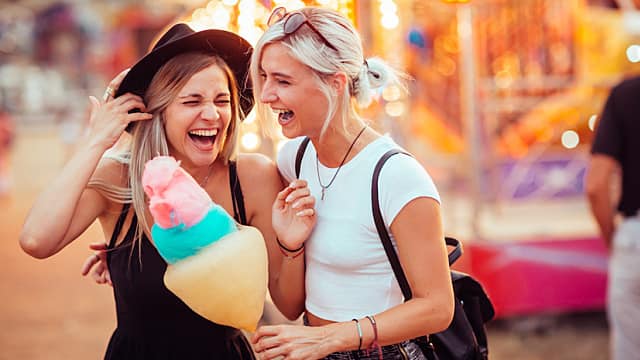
[267, 7, 338, 52]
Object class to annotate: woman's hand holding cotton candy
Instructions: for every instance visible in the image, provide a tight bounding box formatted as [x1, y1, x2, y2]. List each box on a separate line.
[272, 180, 317, 249]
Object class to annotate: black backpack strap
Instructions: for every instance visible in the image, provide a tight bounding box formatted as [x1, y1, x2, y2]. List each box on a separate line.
[229, 160, 248, 225]
[446, 236, 462, 265]
[372, 149, 414, 300]
[372, 149, 462, 300]
[295, 137, 311, 179]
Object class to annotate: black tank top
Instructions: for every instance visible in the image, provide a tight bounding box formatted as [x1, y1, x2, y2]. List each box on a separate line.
[104, 161, 256, 359]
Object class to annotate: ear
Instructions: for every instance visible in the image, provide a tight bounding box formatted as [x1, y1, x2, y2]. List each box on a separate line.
[329, 72, 348, 95]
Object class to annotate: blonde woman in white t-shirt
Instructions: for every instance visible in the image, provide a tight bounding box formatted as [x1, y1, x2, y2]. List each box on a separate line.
[250, 6, 454, 360]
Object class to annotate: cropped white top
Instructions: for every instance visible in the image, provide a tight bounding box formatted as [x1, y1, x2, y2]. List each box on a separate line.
[277, 136, 440, 321]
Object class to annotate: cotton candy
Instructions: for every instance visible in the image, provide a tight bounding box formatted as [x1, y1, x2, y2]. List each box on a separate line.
[142, 156, 267, 331]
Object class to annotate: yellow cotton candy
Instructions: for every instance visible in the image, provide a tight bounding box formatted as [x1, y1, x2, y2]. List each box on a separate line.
[163, 225, 268, 332]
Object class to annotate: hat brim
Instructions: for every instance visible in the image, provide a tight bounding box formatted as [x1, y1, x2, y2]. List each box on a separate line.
[115, 28, 254, 118]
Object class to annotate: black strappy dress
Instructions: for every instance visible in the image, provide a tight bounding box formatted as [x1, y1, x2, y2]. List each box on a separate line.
[104, 161, 254, 359]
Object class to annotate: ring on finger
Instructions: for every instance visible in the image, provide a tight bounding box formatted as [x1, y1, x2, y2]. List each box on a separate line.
[102, 86, 115, 102]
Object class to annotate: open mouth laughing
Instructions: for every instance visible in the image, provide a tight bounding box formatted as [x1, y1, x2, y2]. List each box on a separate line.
[273, 108, 294, 125]
[188, 129, 218, 150]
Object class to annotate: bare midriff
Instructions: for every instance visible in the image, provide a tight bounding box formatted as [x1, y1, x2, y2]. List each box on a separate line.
[306, 311, 337, 326]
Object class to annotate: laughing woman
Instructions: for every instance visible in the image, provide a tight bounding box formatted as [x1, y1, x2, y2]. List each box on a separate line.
[250, 7, 455, 360]
[19, 24, 294, 359]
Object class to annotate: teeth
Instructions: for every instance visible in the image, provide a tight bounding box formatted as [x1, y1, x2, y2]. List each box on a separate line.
[189, 129, 218, 136]
[273, 109, 292, 115]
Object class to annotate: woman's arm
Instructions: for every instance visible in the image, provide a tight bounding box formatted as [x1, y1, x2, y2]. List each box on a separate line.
[20, 140, 110, 258]
[360, 197, 454, 343]
[585, 154, 620, 250]
[330, 197, 453, 350]
[240, 154, 308, 320]
[335, 198, 453, 351]
[253, 198, 454, 359]
[20, 91, 151, 258]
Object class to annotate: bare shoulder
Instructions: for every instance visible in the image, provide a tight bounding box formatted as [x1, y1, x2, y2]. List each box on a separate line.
[92, 155, 129, 188]
[235, 153, 283, 215]
[236, 153, 281, 186]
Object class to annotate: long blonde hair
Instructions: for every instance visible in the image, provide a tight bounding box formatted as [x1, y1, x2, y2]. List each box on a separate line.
[90, 52, 242, 249]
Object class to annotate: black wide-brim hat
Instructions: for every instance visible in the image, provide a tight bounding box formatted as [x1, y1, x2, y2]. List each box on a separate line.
[115, 23, 254, 119]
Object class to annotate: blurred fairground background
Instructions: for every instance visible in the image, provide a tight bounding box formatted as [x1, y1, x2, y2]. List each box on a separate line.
[1, 0, 637, 358]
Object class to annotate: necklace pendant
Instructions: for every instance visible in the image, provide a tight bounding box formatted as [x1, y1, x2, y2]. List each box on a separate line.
[314, 125, 367, 203]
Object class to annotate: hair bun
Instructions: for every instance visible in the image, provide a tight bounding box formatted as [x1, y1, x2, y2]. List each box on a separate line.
[364, 57, 388, 90]
[353, 57, 399, 108]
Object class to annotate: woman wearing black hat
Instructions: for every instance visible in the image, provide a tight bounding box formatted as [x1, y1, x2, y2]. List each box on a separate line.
[19, 23, 291, 359]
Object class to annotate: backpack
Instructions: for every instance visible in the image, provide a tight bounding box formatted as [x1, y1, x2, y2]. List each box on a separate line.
[372, 149, 495, 360]
[295, 138, 495, 360]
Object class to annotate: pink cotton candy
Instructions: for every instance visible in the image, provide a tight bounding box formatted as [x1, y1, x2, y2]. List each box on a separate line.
[142, 156, 212, 229]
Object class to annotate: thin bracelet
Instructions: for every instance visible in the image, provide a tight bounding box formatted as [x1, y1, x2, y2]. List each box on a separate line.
[365, 315, 383, 360]
[352, 319, 363, 351]
[276, 237, 305, 253]
[277, 244, 304, 259]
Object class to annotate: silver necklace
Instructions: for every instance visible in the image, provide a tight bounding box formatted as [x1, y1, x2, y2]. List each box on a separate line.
[198, 164, 213, 188]
[316, 125, 367, 201]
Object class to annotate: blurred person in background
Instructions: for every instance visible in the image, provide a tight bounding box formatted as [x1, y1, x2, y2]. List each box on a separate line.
[19, 23, 291, 359]
[0, 100, 15, 195]
[586, 76, 640, 360]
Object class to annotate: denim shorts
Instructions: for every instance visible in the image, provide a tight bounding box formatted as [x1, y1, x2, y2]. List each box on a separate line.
[323, 340, 427, 360]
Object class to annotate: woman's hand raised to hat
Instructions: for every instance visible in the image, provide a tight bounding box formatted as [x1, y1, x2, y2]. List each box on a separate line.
[87, 93, 153, 150]
[102, 69, 130, 103]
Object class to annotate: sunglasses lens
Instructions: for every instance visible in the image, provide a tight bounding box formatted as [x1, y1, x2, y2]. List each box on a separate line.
[268, 7, 287, 26]
[283, 13, 305, 35]
[269, 9, 337, 51]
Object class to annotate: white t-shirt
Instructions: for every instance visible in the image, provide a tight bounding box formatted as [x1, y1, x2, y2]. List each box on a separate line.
[277, 135, 440, 321]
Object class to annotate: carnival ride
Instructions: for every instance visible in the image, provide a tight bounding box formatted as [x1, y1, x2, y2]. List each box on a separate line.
[402, 0, 640, 317]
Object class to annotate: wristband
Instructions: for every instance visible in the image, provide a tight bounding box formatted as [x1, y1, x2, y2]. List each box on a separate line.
[277, 244, 304, 259]
[276, 237, 305, 253]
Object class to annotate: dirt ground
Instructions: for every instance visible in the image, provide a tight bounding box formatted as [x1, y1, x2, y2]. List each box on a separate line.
[0, 128, 610, 359]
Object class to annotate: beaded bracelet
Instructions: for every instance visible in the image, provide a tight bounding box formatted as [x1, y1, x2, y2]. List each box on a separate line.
[352, 319, 363, 351]
[365, 315, 383, 360]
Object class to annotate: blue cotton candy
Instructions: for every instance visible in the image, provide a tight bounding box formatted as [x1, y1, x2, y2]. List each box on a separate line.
[152, 204, 237, 264]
